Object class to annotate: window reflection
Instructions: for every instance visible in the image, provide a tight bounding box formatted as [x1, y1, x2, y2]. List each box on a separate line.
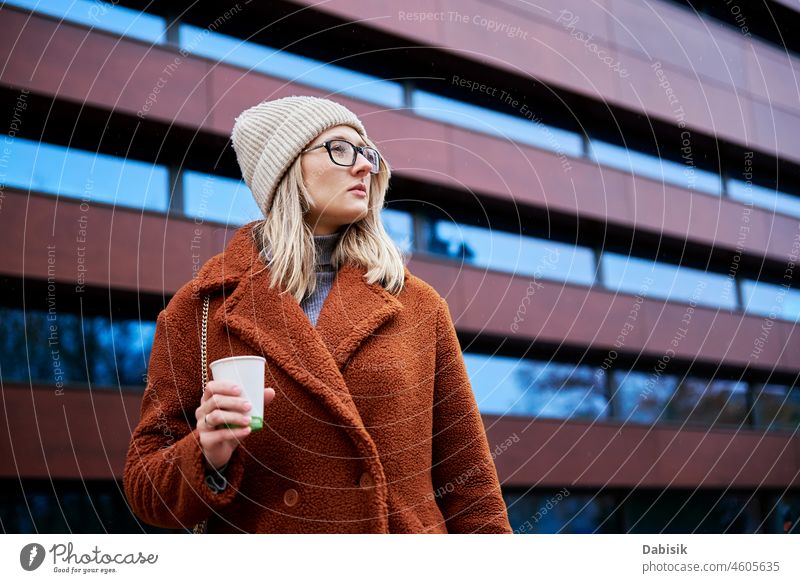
[0, 307, 155, 388]
[589, 139, 721, 195]
[179, 25, 404, 108]
[752, 383, 800, 432]
[6, 0, 167, 43]
[413, 91, 584, 156]
[602, 252, 737, 310]
[183, 171, 261, 225]
[381, 208, 414, 254]
[669, 378, 748, 427]
[503, 489, 619, 533]
[0, 479, 178, 533]
[613, 370, 679, 424]
[431, 220, 595, 285]
[766, 493, 800, 534]
[614, 372, 750, 428]
[728, 179, 800, 220]
[741, 279, 800, 322]
[464, 353, 608, 420]
[625, 489, 762, 533]
[1, 137, 169, 211]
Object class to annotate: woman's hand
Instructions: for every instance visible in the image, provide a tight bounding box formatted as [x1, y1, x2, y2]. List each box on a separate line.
[195, 380, 276, 472]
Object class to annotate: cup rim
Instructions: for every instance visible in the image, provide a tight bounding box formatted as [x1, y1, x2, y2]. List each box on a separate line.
[209, 355, 266, 367]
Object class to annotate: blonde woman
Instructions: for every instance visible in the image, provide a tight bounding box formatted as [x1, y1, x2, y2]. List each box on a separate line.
[123, 95, 512, 534]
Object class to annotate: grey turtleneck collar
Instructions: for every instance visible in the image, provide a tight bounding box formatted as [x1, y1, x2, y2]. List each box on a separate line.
[300, 230, 343, 327]
[313, 230, 341, 269]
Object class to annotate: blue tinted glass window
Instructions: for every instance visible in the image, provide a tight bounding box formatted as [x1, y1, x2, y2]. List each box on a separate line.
[179, 25, 404, 109]
[464, 353, 608, 420]
[670, 378, 748, 427]
[381, 208, 413, 254]
[0, 307, 155, 388]
[6, 0, 167, 44]
[413, 91, 583, 156]
[504, 489, 620, 533]
[741, 279, 800, 322]
[615, 372, 749, 429]
[626, 490, 762, 533]
[728, 179, 800, 220]
[764, 493, 800, 534]
[753, 383, 800, 432]
[0, 479, 180, 533]
[432, 220, 595, 285]
[183, 171, 261, 225]
[589, 139, 721, 195]
[612, 370, 679, 424]
[1, 137, 169, 211]
[601, 252, 737, 310]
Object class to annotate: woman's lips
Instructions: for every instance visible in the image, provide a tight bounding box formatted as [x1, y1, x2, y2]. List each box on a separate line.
[348, 186, 367, 197]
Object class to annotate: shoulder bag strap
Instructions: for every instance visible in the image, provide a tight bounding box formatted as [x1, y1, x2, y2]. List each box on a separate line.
[193, 294, 211, 535]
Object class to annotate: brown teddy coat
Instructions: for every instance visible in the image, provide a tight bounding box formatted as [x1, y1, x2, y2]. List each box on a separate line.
[123, 221, 512, 534]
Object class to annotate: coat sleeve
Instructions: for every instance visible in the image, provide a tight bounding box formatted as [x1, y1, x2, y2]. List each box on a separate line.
[430, 297, 513, 534]
[123, 299, 247, 530]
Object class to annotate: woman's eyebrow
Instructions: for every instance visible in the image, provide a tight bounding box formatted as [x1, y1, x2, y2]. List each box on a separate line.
[330, 134, 366, 146]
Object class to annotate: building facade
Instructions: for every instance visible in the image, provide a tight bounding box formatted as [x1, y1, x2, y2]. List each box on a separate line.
[1, 0, 799, 533]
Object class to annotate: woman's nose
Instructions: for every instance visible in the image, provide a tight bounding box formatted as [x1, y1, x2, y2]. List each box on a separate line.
[352, 152, 372, 174]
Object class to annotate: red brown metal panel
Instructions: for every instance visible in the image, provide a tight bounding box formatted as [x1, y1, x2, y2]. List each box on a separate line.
[751, 99, 800, 160]
[616, 55, 756, 153]
[0, 7, 211, 127]
[483, 414, 800, 489]
[0, 384, 143, 480]
[745, 37, 800, 113]
[609, 0, 749, 90]
[0, 190, 232, 294]
[778, 323, 800, 373]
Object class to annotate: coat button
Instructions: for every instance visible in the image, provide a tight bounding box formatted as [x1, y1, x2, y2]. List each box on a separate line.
[358, 472, 374, 489]
[283, 488, 299, 507]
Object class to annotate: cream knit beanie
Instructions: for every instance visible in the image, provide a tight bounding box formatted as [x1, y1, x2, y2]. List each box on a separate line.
[231, 95, 368, 215]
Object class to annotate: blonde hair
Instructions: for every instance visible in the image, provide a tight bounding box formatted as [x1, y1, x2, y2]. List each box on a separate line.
[251, 133, 407, 303]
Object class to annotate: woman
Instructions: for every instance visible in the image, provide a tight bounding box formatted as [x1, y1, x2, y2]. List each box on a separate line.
[123, 95, 512, 534]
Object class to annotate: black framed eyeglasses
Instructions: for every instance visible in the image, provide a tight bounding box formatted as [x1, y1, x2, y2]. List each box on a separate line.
[302, 139, 381, 174]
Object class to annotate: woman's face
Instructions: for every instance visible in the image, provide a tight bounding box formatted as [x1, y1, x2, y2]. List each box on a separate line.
[300, 124, 373, 235]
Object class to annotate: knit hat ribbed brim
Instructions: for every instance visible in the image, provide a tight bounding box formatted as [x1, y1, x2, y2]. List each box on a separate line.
[231, 95, 368, 215]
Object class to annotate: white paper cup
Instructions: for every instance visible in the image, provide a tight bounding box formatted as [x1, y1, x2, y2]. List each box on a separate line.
[209, 355, 266, 431]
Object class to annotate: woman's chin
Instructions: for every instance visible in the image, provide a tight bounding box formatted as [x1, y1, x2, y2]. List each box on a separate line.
[341, 202, 369, 222]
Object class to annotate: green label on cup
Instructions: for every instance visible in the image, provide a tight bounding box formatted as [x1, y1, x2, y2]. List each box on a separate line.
[222, 417, 263, 432]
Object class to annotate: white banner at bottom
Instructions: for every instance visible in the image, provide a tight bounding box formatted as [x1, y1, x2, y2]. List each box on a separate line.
[1, 534, 797, 582]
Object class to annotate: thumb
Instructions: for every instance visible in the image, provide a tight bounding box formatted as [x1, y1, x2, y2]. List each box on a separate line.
[264, 387, 276, 405]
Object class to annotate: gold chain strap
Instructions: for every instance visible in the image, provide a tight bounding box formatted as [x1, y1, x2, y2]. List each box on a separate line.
[201, 294, 209, 389]
[193, 294, 211, 535]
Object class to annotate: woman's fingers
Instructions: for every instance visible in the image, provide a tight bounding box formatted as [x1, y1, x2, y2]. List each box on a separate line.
[202, 394, 252, 415]
[203, 409, 252, 429]
[201, 380, 241, 404]
[196, 383, 277, 427]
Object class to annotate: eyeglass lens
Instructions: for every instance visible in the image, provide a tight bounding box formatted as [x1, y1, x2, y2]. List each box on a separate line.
[329, 140, 380, 173]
